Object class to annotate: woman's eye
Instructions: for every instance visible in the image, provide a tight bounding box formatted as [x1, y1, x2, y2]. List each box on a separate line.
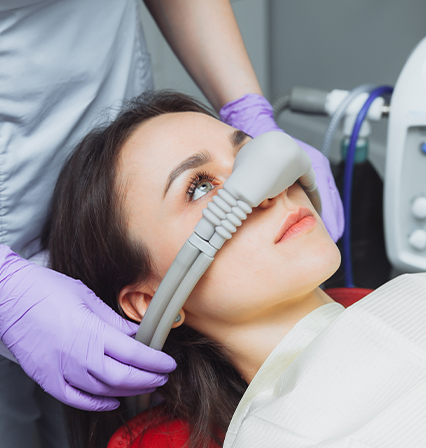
[192, 180, 214, 201]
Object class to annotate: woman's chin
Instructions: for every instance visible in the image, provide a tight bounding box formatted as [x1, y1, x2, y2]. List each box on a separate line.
[300, 241, 341, 289]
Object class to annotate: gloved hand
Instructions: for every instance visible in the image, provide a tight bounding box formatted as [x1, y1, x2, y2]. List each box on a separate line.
[0, 245, 176, 411]
[220, 93, 344, 242]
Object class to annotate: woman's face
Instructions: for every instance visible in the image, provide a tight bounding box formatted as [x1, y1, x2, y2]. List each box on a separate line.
[117, 111, 340, 337]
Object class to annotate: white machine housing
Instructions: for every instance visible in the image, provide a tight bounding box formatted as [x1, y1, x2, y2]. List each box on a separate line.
[384, 37, 426, 271]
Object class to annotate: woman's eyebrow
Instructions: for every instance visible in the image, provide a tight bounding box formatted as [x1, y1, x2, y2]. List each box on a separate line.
[163, 150, 211, 197]
[163, 130, 250, 198]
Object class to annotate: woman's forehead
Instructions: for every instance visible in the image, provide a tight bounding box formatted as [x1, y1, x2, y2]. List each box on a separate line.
[119, 112, 232, 172]
[128, 111, 226, 146]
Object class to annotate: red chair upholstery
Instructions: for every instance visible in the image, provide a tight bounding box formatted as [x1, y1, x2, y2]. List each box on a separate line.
[324, 287, 373, 308]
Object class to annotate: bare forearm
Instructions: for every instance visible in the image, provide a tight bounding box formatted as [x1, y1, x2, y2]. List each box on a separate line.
[144, 0, 262, 110]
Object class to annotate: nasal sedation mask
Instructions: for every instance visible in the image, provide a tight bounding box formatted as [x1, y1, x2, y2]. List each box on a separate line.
[135, 131, 321, 350]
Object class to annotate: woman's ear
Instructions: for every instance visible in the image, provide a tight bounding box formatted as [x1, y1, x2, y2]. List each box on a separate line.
[118, 284, 154, 323]
[119, 282, 186, 327]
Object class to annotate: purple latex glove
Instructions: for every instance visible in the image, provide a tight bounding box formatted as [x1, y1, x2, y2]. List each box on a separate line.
[0, 245, 176, 411]
[220, 94, 344, 242]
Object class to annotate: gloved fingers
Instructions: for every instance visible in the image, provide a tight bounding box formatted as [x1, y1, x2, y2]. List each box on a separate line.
[103, 327, 176, 373]
[220, 93, 345, 242]
[292, 138, 344, 242]
[66, 365, 167, 397]
[320, 170, 345, 242]
[86, 353, 169, 393]
[64, 340, 169, 396]
[82, 289, 139, 337]
[61, 383, 120, 412]
[219, 93, 281, 138]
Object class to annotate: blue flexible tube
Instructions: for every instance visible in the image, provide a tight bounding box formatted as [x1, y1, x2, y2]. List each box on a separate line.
[343, 85, 393, 288]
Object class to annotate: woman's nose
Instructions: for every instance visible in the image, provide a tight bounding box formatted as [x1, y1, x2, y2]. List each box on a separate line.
[258, 187, 288, 209]
[258, 196, 277, 209]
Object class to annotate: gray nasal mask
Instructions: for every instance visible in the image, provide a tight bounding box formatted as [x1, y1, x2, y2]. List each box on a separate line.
[135, 131, 321, 350]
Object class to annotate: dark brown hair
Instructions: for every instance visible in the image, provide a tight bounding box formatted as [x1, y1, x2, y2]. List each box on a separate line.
[43, 91, 247, 448]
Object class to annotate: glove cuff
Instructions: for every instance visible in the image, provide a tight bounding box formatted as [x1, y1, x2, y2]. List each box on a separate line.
[219, 94, 282, 138]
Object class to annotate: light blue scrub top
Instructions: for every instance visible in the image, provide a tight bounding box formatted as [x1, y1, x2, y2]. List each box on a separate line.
[0, 0, 154, 259]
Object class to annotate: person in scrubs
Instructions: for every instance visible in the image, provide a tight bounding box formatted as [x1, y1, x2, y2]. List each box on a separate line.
[0, 1, 343, 447]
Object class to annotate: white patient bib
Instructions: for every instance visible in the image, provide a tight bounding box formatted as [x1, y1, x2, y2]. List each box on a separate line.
[224, 273, 426, 448]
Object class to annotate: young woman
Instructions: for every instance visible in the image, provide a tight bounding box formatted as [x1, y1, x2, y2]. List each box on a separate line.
[43, 91, 426, 448]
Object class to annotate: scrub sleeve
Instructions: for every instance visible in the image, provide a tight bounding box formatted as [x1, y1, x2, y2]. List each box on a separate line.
[0, 0, 153, 446]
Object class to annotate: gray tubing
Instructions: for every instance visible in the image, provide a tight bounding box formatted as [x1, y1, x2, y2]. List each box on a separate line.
[149, 252, 214, 350]
[320, 84, 375, 158]
[135, 240, 200, 345]
[305, 187, 322, 215]
[300, 168, 322, 215]
[136, 251, 214, 412]
[272, 93, 291, 117]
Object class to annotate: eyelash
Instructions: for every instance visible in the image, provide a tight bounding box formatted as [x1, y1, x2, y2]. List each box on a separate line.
[186, 171, 215, 201]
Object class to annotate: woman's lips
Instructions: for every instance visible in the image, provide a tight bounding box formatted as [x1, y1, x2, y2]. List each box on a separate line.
[275, 208, 317, 244]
